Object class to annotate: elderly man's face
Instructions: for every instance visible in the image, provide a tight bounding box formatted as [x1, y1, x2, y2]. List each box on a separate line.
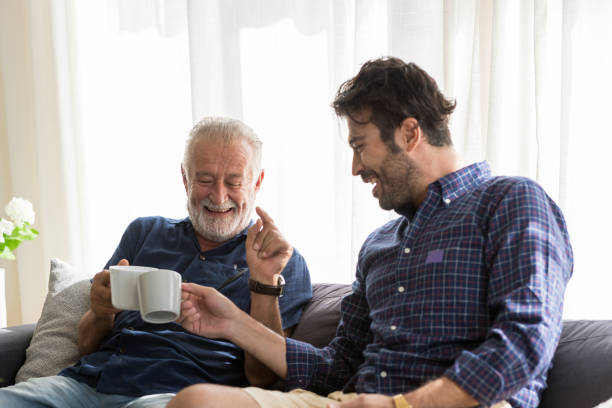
[183, 137, 262, 243]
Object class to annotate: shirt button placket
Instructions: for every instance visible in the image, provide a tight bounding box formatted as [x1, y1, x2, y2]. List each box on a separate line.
[399, 247, 410, 295]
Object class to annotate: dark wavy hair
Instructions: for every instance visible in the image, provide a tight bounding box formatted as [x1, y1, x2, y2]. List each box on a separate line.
[332, 57, 456, 148]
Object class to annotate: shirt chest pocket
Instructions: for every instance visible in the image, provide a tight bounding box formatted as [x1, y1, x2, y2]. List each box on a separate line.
[408, 245, 486, 299]
[184, 262, 251, 313]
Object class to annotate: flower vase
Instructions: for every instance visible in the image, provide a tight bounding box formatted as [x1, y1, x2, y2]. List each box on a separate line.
[0, 267, 5, 327]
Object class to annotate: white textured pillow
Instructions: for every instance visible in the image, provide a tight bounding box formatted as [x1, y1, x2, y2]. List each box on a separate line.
[16, 258, 91, 382]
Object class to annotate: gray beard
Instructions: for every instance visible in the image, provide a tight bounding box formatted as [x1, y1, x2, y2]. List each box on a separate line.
[187, 198, 253, 242]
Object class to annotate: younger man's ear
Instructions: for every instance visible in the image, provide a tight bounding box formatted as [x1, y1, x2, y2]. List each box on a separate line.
[397, 117, 422, 152]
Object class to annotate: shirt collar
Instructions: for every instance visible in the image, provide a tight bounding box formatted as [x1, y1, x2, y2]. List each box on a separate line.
[436, 161, 491, 202]
[395, 161, 491, 219]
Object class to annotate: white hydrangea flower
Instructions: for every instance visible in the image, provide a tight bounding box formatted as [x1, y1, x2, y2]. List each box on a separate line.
[0, 218, 15, 243]
[5, 197, 35, 227]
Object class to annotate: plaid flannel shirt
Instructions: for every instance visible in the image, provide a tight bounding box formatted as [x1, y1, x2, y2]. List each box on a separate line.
[284, 161, 573, 408]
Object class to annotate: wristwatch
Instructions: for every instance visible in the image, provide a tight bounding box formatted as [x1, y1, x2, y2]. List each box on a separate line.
[392, 394, 412, 408]
[248, 274, 285, 296]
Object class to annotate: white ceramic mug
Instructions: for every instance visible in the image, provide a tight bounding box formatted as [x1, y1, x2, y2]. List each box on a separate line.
[110, 265, 158, 310]
[109, 265, 181, 324]
[137, 269, 182, 324]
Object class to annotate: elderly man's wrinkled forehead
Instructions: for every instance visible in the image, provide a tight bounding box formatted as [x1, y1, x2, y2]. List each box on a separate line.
[184, 131, 261, 179]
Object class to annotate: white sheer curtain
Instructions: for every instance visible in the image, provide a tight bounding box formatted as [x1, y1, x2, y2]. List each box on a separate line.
[0, 0, 192, 325]
[67, 0, 192, 272]
[188, 0, 399, 285]
[2, 0, 611, 325]
[1, 0, 79, 326]
[187, 0, 612, 318]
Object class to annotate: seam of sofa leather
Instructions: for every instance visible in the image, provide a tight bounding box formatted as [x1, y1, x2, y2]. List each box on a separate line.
[558, 334, 612, 344]
[309, 295, 345, 301]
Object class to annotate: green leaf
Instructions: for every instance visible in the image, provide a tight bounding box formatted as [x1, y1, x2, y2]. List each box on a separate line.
[15, 224, 38, 240]
[0, 222, 38, 257]
[4, 237, 22, 251]
[19, 230, 37, 240]
[0, 246, 15, 260]
[5, 228, 20, 240]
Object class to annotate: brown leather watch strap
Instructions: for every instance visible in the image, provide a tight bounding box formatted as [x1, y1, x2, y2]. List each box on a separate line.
[248, 275, 285, 296]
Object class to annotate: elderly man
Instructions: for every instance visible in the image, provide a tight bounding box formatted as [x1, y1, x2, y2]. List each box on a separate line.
[0, 117, 312, 407]
[166, 58, 573, 408]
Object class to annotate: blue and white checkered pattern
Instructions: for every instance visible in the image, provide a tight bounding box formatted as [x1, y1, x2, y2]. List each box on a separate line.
[284, 161, 573, 408]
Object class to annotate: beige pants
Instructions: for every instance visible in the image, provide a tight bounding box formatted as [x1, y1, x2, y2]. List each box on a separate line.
[244, 388, 357, 408]
[244, 387, 511, 408]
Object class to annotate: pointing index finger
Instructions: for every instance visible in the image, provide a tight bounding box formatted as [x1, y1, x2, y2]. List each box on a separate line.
[255, 206, 274, 225]
[247, 218, 263, 250]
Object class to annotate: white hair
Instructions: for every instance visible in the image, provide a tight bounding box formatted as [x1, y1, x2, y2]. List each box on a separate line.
[182, 117, 262, 180]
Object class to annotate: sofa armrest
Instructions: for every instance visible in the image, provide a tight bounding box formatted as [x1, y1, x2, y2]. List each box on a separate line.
[540, 320, 612, 408]
[0, 323, 36, 388]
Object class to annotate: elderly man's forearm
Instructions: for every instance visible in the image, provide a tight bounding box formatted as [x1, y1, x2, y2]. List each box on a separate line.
[244, 293, 285, 386]
[77, 309, 114, 356]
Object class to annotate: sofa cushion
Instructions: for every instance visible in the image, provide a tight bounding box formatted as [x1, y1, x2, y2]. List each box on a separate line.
[292, 283, 353, 347]
[15, 258, 90, 382]
[539, 319, 612, 408]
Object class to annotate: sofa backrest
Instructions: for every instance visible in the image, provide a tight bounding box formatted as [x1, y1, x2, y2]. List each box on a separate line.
[292, 283, 352, 347]
[4, 282, 612, 408]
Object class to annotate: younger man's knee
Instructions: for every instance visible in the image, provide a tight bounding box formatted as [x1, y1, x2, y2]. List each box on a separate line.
[168, 384, 258, 408]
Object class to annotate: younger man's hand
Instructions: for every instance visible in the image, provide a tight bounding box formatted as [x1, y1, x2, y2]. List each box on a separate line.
[327, 394, 394, 408]
[178, 283, 243, 338]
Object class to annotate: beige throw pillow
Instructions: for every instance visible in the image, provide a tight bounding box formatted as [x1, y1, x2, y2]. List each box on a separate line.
[15, 258, 90, 382]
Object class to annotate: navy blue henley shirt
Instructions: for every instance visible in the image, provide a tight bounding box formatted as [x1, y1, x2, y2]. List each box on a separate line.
[61, 216, 312, 396]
